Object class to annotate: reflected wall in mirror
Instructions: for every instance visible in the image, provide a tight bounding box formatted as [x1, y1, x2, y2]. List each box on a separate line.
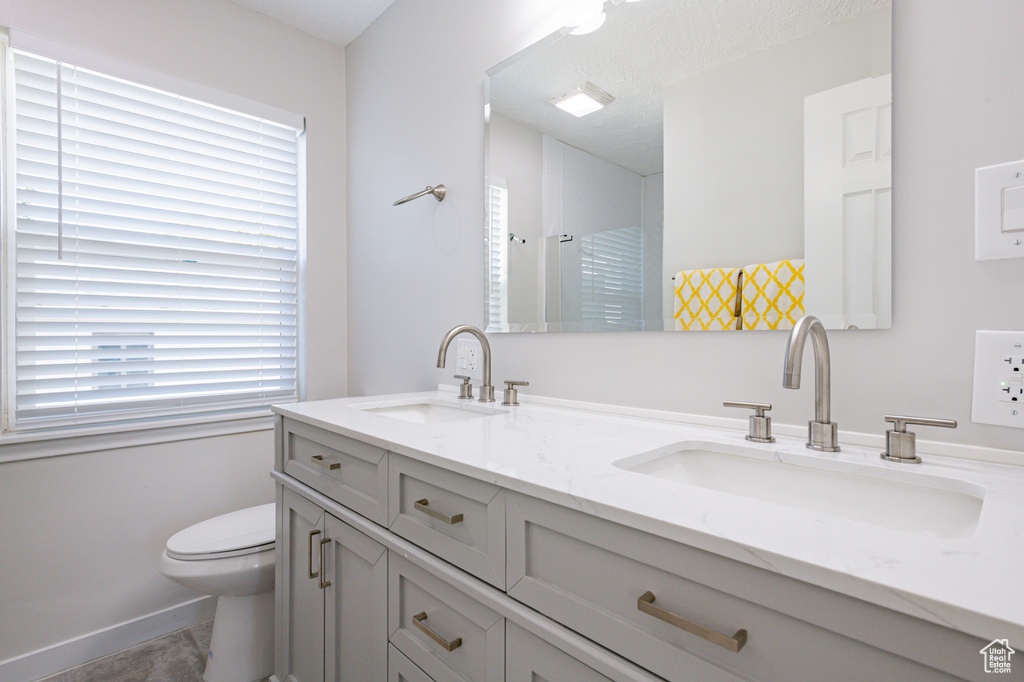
[485, 0, 892, 333]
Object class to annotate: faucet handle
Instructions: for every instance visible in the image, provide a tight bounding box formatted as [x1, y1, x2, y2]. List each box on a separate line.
[502, 380, 529, 407]
[723, 401, 775, 443]
[880, 415, 957, 464]
[454, 375, 473, 400]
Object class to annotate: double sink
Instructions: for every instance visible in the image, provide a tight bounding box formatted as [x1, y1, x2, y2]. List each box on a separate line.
[347, 398, 984, 540]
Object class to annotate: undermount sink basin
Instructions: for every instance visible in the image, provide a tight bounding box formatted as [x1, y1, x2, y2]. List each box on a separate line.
[348, 398, 504, 425]
[614, 442, 985, 539]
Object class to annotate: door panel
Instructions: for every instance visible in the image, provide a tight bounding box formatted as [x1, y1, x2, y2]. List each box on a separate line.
[278, 488, 327, 682]
[324, 513, 388, 681]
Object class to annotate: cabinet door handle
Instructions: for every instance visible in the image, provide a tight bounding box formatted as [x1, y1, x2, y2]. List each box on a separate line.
[318, 537, 332, 589]
[307, 529, 321, 580]
[412, 612, 462, 652]
[414, 498, 463, 525]
[310, 454, 340, 470]
[637, 591, 747, 653]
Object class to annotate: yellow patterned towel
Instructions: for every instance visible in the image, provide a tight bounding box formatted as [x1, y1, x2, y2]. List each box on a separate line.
[673, 268, 741, 331]
[740, 260, 805, 330]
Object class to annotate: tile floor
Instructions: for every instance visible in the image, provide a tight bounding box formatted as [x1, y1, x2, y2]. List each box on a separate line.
[37, 621, 270, 682]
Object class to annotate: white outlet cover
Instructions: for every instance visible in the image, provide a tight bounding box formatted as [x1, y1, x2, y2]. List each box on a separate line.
[976, 159, 1024, 260]
[455, 338, 483, 381]
[972, 330, 1024, 428]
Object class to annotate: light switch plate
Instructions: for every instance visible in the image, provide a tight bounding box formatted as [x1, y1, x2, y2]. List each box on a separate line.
[976, 159, 1024, 260]
[972, 330, 1024, 428]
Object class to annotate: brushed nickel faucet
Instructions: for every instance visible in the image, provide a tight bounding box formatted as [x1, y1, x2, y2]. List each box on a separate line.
[437, 324, 495, 402]
[783, 315, 840, 452]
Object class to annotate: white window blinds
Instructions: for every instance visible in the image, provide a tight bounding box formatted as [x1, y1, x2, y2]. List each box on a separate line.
[7, 48, 302, 430]
[580, 226, 644, 331]
[485, 180, 509, 332]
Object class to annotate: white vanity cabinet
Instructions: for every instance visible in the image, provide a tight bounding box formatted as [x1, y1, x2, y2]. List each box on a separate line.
[274, 414, 663, 682]
[275, 487, 388, 682]
[272, 405, 1003, 682]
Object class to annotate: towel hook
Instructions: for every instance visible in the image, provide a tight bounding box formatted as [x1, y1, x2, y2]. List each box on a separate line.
[393, 185, 446, 206]
[510, 233, 526, 244]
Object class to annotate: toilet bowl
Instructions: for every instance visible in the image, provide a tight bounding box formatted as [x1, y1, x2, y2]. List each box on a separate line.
[159, 503, 276, 682]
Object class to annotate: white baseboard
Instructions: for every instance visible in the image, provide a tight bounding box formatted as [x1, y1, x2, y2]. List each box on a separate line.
[0, 596, 217, 682]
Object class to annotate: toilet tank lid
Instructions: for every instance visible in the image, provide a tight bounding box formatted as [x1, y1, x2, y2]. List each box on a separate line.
[166, 503, 275, 557]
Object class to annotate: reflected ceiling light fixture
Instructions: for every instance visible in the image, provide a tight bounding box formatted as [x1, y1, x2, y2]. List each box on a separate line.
[548, 82, 615, 117]
[563, 0, 607, 36]
[561, 0, 641, 37]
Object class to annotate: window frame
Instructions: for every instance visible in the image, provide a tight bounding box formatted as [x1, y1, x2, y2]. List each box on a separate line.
[0, 30, 306, 452]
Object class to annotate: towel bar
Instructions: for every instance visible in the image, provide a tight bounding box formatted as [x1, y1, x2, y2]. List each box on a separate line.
[393, 185, 446, 206]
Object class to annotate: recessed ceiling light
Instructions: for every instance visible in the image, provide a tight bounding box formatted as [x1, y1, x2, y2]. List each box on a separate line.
[548, 82, 615, 117]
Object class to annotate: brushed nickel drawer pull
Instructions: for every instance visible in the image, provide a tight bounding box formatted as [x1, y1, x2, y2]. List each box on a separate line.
[310, 454, 340, 470]
[637, 591, 747, 653]
[318, 537, 332, 589]
[307, 529, 321, 580]
[414, 498, 464, 525]
[412, 612, 462, 652]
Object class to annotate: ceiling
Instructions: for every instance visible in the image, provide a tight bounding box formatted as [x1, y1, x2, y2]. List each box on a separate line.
[230, 0, 397, 47]
[489, 0, 890, 177]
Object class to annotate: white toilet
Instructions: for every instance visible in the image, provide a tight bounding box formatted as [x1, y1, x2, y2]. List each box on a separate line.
[159, 503, 276, 682]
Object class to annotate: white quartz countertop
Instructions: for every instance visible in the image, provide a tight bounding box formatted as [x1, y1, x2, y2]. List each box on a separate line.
[273, 389, 1024, 644]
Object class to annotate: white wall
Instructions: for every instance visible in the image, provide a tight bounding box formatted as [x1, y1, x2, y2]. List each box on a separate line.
[542, 136, 642, 238]
[661, 9, 890, 320]
[0, 432, 274, 663]
[0, 0, 347, 666]
[347, 0, 1024, 456]
[489, 112, 543, 326]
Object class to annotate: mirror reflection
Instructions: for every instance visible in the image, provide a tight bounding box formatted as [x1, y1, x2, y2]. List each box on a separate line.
[485, 0, 892, 332]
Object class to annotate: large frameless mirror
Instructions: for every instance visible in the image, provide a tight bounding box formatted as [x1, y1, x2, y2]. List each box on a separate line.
[485, 0, 892, 333]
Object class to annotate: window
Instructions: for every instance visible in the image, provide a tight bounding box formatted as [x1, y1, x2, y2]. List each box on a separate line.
[485, 179, 509, 332]
[580, 225, 645, 331]
[2, 45, 303, 432]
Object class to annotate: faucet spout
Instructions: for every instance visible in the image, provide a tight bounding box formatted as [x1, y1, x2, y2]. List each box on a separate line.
[436, 324, 495, 402]
[783, 315, 839, 451]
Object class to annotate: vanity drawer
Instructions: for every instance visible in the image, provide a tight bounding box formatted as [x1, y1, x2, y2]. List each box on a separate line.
[389, 453, 505, 589]
[506, 493, 969, 682]
[506, 621, 616, 682]
[389, 644, 435, 682]
[281, 417, 388, 525]
[389, 551, 504, 682]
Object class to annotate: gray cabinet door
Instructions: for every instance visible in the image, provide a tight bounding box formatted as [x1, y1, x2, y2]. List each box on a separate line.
[324, 512, 389, 681]
[277, 488, 327, 682]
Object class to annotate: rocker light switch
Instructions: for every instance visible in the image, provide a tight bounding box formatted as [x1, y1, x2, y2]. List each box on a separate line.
[1002, 185, 1024, 233]
[976, 159, 1024, 259]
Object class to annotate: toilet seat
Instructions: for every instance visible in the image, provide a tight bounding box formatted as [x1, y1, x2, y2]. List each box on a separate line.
[165, 503, 275, 561]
